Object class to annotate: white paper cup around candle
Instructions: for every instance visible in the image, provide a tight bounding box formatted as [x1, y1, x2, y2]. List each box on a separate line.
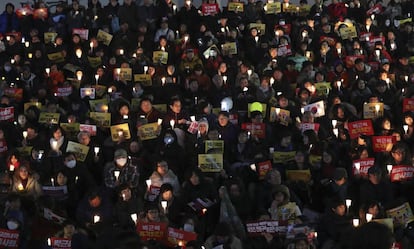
[375, 104, 380, 113]
[250, 164, 256, 171]
[247, 69, 252, 76]
[332, 119, 337, 128]
[354, 162, 361, 172]
[146, 179, 151, 189]
[9, 165, 14, 172]
[123, 115, 128, 119]
[366, 213, 373, 222]
[353, 218, 360, 227]
[93, 215, 100, 223]
[94, 147, 100, 156]
[403, 125, 409, 134]
[301, 107, 305, 114]
[346, 199, 352, 209]
[157, 118, 163, 125]
[144, 66, 148, 74]
[22, 131, 28, 139]
[47, 238, 51, 246]
[387, 164, 393, 174]
[190, 116, 195, 122]
[114, 170, 120, 180]
[333, 128, 339, 137]
[52, 140, 58, 150]
[51, 178, 54, 186]
[118, 130, 123, 138]
[222, 76, 227, 83]
[405, 76, 409, 82]
[161, 200, 167, 211]
[45, 68, 50, 75]
[269, 147, 274, 154]
[18, 183, 24, 191]
[130, 213, 138, 224]
[170, 120, 175, 129]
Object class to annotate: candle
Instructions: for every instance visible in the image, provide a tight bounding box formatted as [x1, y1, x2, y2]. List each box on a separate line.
[75, 176, 79, 183]
[161, 200, 167, 211]
[332, 120, 337, 128]
[122, 193, 126, 200]
[366, 213, 373, 222]
[94, 147, 100, 156]
[170, 120, 175, 129]
[354, 162, 361, 172]
[302, 31, 307, 38]
[9, 165, 14, 172]
[130, 213, 138, 224]
[45, 68, 50, 76]
[222, 75, 227, 84]
[184, 35, 189, 43]
[194, 96, 198, 104]
[172, 4, 177, 13]
[333, 128, 339, 137]
[375, 104, 380, 114]
[89, 41, 93, 50]
[114, 170, 120, 180]
[353, 218, 360, 227]
[18, 183, 24, 191]
[269, 147, 274, 154]
[93, 215, 100, 223]
[51, 178, 54, 186]
[247, 69, 252, 77]
[336, 81, 341, 89]
[118, 130, 123, 138]
[47, 238, 51, 246]
[146, 179, 151, 189]
[250, 164, 256, 171]
[6, 36, 10, 41]
[119, 49, 124, 55]
[23, 131, 28, 139]
[387, 164, 393, 174]
[178, 241, 184, 247]
[405, 75, 409, 82]
[144, 66, 148, 74]
[161, 77, 166, 85]
[404, 125, 409, 134]
[247, 131, 251, 138]
[345, 199, 352, 209]
[123, 115, 128, 119]
[301, 107, 305, 114]
[28, 53, 32, 59]
[108, 87, 113, 94]
[157, 118, 163, 126]
[254, 36, 259, 43]
[375, 50, 380, 58]
[25, 41, 29, 48]
[95, 74, 99, 84]
[38, 150, 44, 160]
[52, 140, 58, 150]
[202, 208, 207, 215]
[306, 51, 311, 59]
[243, 87, 248, 92]
[190, 116, 196, 122]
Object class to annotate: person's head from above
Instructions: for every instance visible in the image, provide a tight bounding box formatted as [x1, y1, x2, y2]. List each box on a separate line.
[118, 184, 132, 201]
[367, 166, 382, 185]
[331, 199, 346, 216]
[156, 160, 169, 176]
[77, 131, 91, 146]
[169, 98, 182, 114]
[272, 184, 290, 206]
[333, 167, 347, 186]
[18, 164, 30, 180]
[64, 152, 77, 169]
[114, 149, 128, 167]
[218, 111, 230, 127]
[198, 118, 209, 135]
[88, 190, 102, 208]
[266, 168, 282, 185]
[160, 183, 174, 201]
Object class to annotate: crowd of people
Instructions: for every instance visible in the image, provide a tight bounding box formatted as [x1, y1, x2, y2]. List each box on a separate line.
[0, 0, 413, 248]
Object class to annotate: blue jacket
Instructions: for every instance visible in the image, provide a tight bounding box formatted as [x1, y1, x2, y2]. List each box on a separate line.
[0, 11, 19, 34]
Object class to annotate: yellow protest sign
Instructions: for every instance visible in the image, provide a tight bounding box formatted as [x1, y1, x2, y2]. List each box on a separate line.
[399, 18, 412, 25]
[249, 23, 266, 35]
[315, 82, 332, 96]
[96, 29, 113, 46]
[221, 42, 237, 55]
[89, 99, 108, 112]
[286, 169, 311, 183]
[138, 122, 160, 141]
[60, 123, 80, 133]
[273, 151, 296, 164]
[153, 104, 167, 113]
[284, 4, 299, 12]
[44, 32, 57, 44]
[66, 141, 89, 162]
[198, 154, 223, 172]
[88, 56, 102, 68]
[340, 26, 357, 40]
[24, 102, 42, 112]
[153, 51, 169, 64]
[38, 112, 60, 124]
[119, 68, 132, 81]
[90, 112, 111, 127]
[17, 146, 33, 157]
[110, 123, 131, 141]
[278, 109, 290, 126]
[309, 155, 322, 165]
[134, 74, 152, 87]
[47, 52, 65, 63]
[228, 2, 244, 12]
[299, 5, 311, 14]
[264, 2, 281, 14]
[363, 103, 384, 119]
[205, 140, 224, 154]
[93, 85, 107, 97]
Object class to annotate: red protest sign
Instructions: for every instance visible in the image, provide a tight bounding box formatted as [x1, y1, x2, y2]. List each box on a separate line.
[0, 107, 14, 122]
[146, 185, 160, 202]
[258, 160, 272, 180]
[345, 55, 365, 68]
[390, 165, 414, 182]
[0, 229, 19, 249]
[367, 36, 385, 48]
[3, 88, 23, 102]
[201, 3, 219, 16]
[72, 28, 89, 40]
[79, 124, 97, 136]
[352, 158, 375, 176]
[366, 4, 383, 15]
[165, 227, 197, 247]
[246, 220, 287, 236]
[403, 98, 414, 113]
[359, 32, 372, 42]
[348, 119, 374, 139]
[241, 123, 266, 138]
[50, 237, 71, 249]
[372, 136, 396, 152]
[136, 222, 167, 241]
[299, 122, 320, 134]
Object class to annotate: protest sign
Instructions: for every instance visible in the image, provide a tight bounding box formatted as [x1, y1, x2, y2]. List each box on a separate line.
[198, 154, 223, 172]
[348, 120, 374, 139]
[66, 141, 89, 162]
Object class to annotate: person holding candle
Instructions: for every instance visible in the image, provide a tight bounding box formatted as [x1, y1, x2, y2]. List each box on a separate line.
[113, 184, 143, 230]
[104, 149, 139, 193]
[163, 97, 190, 131]
[48, 126, 68, 156]
[360, 166, 393, 208]
[149, 160, 181, 199]
[76, 189, 112, 228]
[11, 164, 43, 199]
[157, 183, 184, 226]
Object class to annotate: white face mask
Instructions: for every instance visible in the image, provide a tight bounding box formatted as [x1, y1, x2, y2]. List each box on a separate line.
[116, 158, 127, 167]
[7, 221, 19, 230]
[66, 160, 76, 168]
[183, 223, 194, 232]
